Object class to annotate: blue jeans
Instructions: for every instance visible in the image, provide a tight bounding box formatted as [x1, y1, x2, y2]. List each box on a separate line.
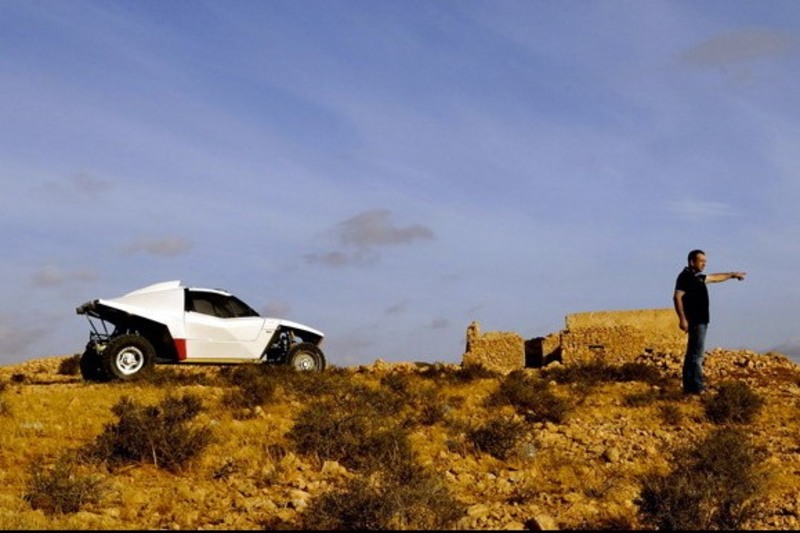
[683, 323, 708, 394]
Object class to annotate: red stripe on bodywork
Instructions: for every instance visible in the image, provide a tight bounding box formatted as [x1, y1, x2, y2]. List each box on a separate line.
[174, 339, 187, 360]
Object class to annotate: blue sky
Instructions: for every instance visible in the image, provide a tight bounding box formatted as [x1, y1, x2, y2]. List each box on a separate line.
[2, 0, 799, 367]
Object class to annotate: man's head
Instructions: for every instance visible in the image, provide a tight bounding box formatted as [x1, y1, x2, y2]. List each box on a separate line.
[688, 249, 706, 272]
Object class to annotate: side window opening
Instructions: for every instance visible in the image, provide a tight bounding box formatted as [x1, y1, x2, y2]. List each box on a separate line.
[193, 298, 217, 316]
[187, 291, 220, 317]
[227, 296, 260, 318]
[186, 291, 258, 318]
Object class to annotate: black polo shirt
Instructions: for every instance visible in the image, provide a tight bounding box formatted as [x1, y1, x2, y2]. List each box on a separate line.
[675, 267, 709, 325]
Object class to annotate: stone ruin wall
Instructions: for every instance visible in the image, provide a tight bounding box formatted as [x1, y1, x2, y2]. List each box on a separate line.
[559, 308, 686, 365]
[461, 321, 525, 375]
[462, 308, 686, 373]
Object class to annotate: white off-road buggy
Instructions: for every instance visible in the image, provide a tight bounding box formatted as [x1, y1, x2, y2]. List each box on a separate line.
[76, 281, 326, 381]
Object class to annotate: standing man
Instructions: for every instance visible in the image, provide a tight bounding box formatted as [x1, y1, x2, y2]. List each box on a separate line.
[673, 249, 746, 395]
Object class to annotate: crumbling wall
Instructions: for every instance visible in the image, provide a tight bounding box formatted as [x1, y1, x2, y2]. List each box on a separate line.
[525, 332, 562, 367]
[462, 321, 524, 374]
[561, 309, 685, 364]
[462, 308, 686, 371]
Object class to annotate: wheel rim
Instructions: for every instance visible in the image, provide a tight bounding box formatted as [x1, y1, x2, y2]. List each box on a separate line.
[292, 352, 317, 371]
[116, 346, 145, 375]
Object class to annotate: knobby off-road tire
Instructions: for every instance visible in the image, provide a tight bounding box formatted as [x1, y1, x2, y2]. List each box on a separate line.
[79, 346, 110, 382]
[102, 334, 156, 381]
[287, 342, 326, 372]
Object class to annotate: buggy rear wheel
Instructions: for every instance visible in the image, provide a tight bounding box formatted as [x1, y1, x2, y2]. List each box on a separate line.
[102, 334, 155, 380]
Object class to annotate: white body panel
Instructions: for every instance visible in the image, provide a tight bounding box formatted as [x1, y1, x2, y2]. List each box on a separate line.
[99, 281, 187, 339]
[87, 280, 323, 361]
[183, 313, 272, 360]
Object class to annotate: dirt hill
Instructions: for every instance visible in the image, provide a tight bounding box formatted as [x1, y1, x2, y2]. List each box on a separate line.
[1, 348, 799, 530]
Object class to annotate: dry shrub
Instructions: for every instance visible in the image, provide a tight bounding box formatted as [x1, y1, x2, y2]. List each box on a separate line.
[543, 360, 664, 387]
[638, 426, 767, 530]
[409, 387, 452, 426]
[138, 366, 218, 386]
[659, 404, 683, 426]
[622, 389, 661, 407]
[703, 380, 765, 425]
[488, 370, 571, 424]
[380, 371, 415, 394]
[290, 374, 465, 529]
[451, 363, 502, 382]
[302, 466, 464, 530]
[56, 354, 81, 376]
[220, 364, 350, 410]
[284, 365, 351, 398]
[247, 363, 342, 396]
[220, 364, 278, 409]
[257, 445, 297, 489]
[466, 417, 527, 460]
[379, 372, 451, 427]
[24, 455, 104, 515]
[416, 362, 457, 380]
[616, 362, 665, 385]
[416, 361, 500, 383]
[542, 360, 615, 386]
[288, 394, 412, 473]
[573, 513, 636, 530]
[84, 393, 211, 472]
[0, 381, 9, 417]
[211, 458, 240, 481]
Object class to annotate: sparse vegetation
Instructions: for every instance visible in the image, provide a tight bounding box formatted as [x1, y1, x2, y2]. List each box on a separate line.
[0, 380, 10, 416]
[466, 417, 527, 460]
[302, 466, 465, 530]
[487, 369, 571, 423]
[220, 364, 279, 411]
[638, 426, 768, 530]
[287, 390, 413, 473]
[659, 403, 683, 425]
[56, 354, 81, 376]
[83, 393, 212, 472]
[24, 455, 104, 515]
[0, 350, 798, 530]
[138, 366, 220, 386]
[703, 380, 765, 424]
[573, 513, 636, 531]
[542, 360, 666, 387]
[451, 363, 503, 382]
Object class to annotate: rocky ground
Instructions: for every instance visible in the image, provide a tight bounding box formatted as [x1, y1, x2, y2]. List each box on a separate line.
[0, 348, 799, 530]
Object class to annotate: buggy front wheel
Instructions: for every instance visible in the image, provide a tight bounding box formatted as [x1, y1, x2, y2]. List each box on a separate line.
[287, 343, 326, 372]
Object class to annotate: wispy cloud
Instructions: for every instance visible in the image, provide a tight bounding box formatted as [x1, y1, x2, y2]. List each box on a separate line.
[40, 173, 113, 199]
[334, 209, 434, 248]
[304, 250, 379, 268]
[125, 236, 192, 257]
[2, 1, 799, 366]
[305, 209, 435, 267]
[428, 317, 450, 330]
[666, 199, 737, 222]
[32, 265, 98, 287]
[385, 301, 407, 315]
[681, 28, 795, 68]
